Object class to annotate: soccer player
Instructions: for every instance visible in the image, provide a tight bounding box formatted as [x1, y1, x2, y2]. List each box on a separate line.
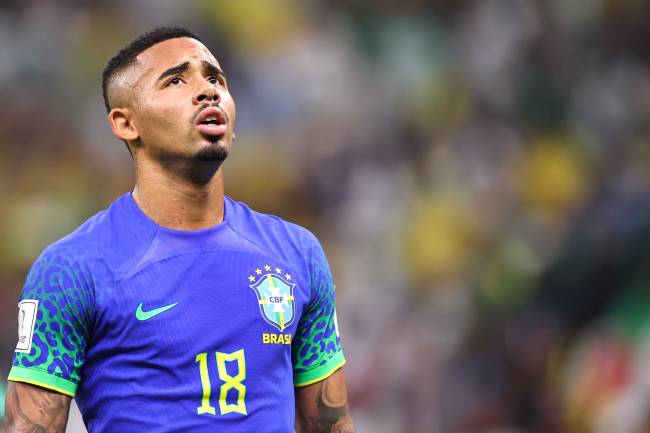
[4, 27, 355, 433]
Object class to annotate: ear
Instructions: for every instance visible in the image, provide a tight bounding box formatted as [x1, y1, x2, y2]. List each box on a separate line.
[108, 108, 139, 142]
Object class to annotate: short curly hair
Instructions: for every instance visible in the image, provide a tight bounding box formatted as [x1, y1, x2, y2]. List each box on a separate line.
[102, 27, 202, 112]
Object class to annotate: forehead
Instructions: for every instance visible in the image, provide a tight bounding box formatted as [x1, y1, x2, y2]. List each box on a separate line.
[135, 37, 221, 78]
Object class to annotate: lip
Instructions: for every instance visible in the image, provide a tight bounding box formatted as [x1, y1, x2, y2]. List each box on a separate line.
[195, 107, 228, 137]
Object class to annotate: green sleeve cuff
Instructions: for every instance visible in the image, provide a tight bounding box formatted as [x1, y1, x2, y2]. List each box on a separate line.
[8, 365, 77, 397]
[294, 351, 346, 387]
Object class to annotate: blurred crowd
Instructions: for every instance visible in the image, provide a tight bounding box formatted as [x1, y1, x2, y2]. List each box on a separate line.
[1, 0, 650, 432]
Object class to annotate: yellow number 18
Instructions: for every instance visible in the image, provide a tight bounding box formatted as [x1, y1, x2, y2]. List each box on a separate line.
[195, 349, 247, 416]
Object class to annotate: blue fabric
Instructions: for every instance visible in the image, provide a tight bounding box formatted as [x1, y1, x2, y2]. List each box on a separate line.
[10, 193, 344, 433]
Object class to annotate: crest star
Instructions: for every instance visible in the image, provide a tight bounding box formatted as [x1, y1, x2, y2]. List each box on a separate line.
[264, 264, 271, 271]
[275, 267, 282, 274]
[255, 268, 262, 275]
[285, 273, 291, 280]
[248, 275, 255, 282]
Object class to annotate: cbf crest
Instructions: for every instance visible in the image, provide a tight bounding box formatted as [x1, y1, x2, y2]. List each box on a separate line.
[249, 265, 296, 332]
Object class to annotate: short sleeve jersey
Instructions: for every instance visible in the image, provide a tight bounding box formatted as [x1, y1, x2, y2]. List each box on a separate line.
[8, 193, 345, 433]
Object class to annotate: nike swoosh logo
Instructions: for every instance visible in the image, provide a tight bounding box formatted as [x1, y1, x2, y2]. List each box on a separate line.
[136, 302, 178, 321]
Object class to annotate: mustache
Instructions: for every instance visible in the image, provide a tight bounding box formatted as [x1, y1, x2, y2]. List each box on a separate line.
[190, 103, 229, 125]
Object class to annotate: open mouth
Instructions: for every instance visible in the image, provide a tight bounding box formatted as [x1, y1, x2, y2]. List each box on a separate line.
[196, 107, 227, 137]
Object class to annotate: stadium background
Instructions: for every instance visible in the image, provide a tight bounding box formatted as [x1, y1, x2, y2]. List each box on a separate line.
[1, 0, 650, 432]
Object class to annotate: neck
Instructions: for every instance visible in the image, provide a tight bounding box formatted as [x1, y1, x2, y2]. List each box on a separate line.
[132, 157, 225, 230]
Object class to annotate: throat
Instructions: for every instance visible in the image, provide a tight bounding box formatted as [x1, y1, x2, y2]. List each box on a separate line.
[132, 163, 225, 230]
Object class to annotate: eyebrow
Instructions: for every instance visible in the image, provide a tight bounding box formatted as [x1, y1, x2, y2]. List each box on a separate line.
[156, 60, 226, 82]
[202, 60, 226, 81]
[157, 61, 190, 81]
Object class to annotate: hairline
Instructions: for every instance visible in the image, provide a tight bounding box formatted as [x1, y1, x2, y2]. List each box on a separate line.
[105, 35, 205, 112]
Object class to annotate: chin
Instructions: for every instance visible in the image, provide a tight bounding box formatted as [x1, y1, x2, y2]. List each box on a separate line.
[195, 140, 229, 162]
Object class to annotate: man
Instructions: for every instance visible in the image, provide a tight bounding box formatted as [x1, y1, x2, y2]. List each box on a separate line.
[4, 27, 355, 433]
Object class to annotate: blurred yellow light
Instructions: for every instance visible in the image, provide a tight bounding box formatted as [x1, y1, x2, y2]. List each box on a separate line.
[519, 136, 588, 216]
[403, 193, 475, 284]
[199, 0, 302, 52]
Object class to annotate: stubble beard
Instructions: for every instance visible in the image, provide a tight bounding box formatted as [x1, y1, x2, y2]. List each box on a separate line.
[195, 138, 229, 162]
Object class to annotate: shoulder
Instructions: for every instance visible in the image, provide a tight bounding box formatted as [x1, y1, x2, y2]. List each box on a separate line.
[37, 210, 110, 268]
[225, 197, 322, 263]
[20, 195, 151, 311]
[19, 211, 110, 307]
[31, 193, 143, 273]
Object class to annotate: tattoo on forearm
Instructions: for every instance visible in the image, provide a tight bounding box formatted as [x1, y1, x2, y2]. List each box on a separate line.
[308, 380, 356, 433]
[5, 382, 69, 433]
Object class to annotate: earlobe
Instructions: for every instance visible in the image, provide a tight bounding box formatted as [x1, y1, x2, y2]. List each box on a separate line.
[108, 108, 139, 142]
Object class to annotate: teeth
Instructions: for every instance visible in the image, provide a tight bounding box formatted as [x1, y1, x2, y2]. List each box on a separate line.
[199, 112, 224, 125]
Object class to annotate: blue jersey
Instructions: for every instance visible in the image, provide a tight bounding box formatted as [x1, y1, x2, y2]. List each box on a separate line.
[8, 193, 345, 432]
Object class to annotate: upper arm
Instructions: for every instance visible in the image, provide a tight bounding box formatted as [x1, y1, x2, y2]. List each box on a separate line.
[9, 246, 94, 397]
[293, 234, 354, 432]
[292, 234, 345, 387]
[4, 381, 71, 433]
[295, 367, 355, 433]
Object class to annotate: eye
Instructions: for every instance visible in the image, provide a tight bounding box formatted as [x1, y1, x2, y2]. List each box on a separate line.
[208, 75, 227, 87]
[208, 76, 220, 85]
[168, 76, 183, 86]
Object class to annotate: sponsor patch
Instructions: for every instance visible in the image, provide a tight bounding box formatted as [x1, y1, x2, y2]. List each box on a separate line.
[16, 300, 38, 353]
[334, 309, 340, 338]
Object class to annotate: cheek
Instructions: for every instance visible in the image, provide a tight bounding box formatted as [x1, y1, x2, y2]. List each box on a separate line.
[223, 96, 236, 124]
[137, 101, 186, 136]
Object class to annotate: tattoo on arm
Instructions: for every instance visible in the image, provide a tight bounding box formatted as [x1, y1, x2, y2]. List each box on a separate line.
[4, 381, 71, 433]
[296, 369, 356, 433]
[308, 387, 355, 433]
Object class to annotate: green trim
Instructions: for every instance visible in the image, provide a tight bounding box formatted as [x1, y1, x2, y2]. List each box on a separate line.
[8, 366, 77, 397]
[294, 351, 346, 387]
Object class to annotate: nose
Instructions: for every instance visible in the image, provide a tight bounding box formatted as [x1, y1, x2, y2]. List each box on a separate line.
[193, 84, 221, 105]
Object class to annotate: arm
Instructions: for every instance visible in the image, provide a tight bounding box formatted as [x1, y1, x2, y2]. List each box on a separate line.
[4, 381, 71, 433]
[6, 246, 94, 433]
[295, 368, 355, 433]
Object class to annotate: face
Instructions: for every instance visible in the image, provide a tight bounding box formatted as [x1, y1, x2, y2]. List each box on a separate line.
[113, 37, 236, 163]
